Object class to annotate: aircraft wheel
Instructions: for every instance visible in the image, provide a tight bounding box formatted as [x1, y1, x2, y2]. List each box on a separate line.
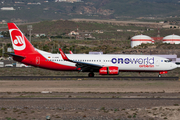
[158, 74, 162, 78]
[88, 72, 94, 77]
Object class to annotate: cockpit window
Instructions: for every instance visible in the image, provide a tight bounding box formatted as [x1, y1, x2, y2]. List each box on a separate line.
[164, 60, 171, 62]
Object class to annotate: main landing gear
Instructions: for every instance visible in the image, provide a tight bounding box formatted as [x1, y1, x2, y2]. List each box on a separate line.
[88, 72, 94, 77]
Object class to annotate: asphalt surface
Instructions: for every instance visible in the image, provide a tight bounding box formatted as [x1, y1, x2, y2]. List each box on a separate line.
[1, 98, 180, 100]
[0, 76, 178, 80]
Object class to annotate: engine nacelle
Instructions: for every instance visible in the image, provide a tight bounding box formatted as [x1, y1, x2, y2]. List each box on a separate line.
[99, 66, 119, 75]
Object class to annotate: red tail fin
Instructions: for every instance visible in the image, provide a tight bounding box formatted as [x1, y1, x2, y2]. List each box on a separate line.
[8, 23, 36, 55]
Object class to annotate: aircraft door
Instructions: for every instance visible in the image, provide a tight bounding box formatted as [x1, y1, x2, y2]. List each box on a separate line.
[170, 63, 172, 68]
[101, 57, 106, 66]
[156, 58, 160, 67]
[36, 56, 40, 65]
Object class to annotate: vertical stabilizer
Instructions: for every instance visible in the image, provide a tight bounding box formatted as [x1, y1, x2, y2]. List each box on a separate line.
[8, 23, 36, 55]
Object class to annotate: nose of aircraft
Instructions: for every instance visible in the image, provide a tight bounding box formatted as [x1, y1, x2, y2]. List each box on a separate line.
[173, 62, 178, 69]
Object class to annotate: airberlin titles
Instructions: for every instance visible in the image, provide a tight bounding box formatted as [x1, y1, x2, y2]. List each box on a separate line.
[112, 57, 155, 68]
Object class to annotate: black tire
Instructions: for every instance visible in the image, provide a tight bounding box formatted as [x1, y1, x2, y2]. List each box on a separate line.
[88, 72, 94, 77]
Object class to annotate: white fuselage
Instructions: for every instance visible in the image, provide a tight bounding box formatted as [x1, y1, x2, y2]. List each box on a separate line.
[39, 49, 177, 72]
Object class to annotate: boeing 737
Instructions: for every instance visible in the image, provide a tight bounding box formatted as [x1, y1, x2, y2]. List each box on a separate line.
[7, 23, 177, 77]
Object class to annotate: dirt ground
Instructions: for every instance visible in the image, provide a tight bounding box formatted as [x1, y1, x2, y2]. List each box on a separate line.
[1, 99, 180, 120]
[1, 80, 180, 120]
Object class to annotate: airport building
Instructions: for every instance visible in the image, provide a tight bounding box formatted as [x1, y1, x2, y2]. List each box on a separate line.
[131, 34, 154, 48]
[1, 7, 15, 10]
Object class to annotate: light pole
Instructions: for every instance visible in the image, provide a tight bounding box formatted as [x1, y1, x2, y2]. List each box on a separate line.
[2, 43, 4, 58]
[27, 25, 33, 43]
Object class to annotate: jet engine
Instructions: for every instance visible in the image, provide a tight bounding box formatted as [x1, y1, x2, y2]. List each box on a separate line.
[99, 66, 119, 75]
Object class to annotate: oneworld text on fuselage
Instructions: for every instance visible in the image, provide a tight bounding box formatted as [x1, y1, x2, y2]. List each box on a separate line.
[111, 57, 154, 64]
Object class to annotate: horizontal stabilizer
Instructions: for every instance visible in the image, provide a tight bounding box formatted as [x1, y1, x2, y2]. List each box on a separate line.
[5, 53, 25, 59]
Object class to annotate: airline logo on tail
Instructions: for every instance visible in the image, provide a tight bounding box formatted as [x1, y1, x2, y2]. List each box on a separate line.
[9, 29, 26, 51]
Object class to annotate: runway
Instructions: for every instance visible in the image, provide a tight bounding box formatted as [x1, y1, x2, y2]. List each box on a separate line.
[0, 76, 178, 80]
[0, 97, 180, 100]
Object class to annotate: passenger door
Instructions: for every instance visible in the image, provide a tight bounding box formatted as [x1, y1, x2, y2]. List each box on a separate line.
[36, 56, 40, 65]
[156, 59, 160, 67]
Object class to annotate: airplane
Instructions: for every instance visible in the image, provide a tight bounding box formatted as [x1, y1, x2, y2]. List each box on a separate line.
[7, 23, 177, 77]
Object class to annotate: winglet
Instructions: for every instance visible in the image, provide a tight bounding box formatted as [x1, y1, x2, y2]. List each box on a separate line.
[69, 51, 73, 54]
[59, 48, 69, 61]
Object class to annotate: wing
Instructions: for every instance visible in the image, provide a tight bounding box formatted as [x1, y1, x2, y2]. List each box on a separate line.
[59, 48, 103, 72]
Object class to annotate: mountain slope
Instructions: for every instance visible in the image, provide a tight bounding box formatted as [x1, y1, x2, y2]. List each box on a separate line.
[0, 0, 180, 22]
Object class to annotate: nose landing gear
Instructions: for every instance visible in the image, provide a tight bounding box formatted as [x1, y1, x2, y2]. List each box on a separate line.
[158, 74, 162, 78]
[158, 71, 168, 78]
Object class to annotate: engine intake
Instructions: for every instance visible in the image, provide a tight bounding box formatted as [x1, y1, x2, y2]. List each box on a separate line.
[99, 66, 119, 75]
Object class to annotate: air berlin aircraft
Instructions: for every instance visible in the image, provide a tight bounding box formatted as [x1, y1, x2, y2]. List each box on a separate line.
[7, 23, 177, 77]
